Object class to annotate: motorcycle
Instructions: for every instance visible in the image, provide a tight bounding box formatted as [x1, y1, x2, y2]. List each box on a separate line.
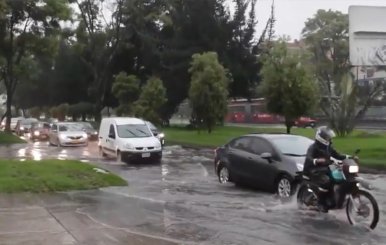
[295, 149, 380, 230]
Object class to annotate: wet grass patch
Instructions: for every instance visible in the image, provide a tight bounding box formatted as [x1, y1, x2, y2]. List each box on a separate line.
[0, 159, 127, 193]
[163, 126, 386, 168]
[0, 132, 26, 144]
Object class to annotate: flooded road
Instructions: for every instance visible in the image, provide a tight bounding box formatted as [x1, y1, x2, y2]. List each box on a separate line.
[1, 140, 386, 244]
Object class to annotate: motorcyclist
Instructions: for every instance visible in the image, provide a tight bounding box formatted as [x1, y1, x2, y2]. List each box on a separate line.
[303, 126, 352, 212]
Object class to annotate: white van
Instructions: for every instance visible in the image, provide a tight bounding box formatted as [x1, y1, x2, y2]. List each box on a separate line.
[98, 117, 162, 163]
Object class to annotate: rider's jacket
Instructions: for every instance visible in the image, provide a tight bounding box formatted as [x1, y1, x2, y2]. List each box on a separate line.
[303, 141, 348, 174]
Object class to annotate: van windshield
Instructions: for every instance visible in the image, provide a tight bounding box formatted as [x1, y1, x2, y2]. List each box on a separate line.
[116, 124, 152, 138]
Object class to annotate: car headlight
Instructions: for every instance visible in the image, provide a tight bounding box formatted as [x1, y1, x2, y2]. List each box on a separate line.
[296, 163, 304, 171]
[34, 131, 40, 136]
[20, 127, 24, 130]
[82, 133, 88, 138]
[158, 133, 165, 138]
[349, 165, 359, 173]
[125, 143, 134, 149]
[59, 134, 67, 140]
[93, 131, 98, 135]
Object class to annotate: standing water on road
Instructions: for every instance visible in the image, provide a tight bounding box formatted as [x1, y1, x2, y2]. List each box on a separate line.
[1, 142, 385, 244]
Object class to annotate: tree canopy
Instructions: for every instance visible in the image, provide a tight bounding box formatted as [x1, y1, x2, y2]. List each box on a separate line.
[259, 39, 317, 134]
[188, 51, 230, 133]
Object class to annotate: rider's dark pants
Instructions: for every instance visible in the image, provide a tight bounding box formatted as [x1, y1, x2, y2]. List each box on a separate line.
[307, 167, 331, 205]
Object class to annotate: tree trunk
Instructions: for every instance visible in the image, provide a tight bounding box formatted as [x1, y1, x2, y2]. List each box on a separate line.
[94, 103, 102, 123]
[4, 90, 13, 133]
[284, 117, 293, 134]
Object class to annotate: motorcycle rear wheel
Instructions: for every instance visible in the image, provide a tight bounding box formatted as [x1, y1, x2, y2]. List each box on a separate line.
[346, 189, 379, 230]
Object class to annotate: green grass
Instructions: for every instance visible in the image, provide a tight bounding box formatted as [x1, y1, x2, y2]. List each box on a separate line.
[0, 159, 127, 193]
[0, 132, 26, 144]
[163, 126, 386, 169]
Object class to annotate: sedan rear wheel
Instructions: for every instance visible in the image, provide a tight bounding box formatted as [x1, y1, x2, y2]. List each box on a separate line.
[218, 165, 230, 184]
[277, 176, 292, 198]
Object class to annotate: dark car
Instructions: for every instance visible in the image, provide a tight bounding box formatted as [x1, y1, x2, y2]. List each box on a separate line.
[29, 122, 51, 141]
[78, 122, 98, 141]
[15, 118, 39, 136]
[145, 121, 165, 146]
[214, 133, 314, 198]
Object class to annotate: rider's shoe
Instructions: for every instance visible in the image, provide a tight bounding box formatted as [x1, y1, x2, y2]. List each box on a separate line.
[317, 203, 329, 213]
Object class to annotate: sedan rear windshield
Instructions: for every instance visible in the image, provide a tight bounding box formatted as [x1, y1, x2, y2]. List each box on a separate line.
[270, 136, 313, 156]
[117, 124, 152, 138]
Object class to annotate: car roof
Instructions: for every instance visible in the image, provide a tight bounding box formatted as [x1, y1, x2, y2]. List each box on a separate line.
[104, 117, 145, 125]
[245, 133, 311, 140]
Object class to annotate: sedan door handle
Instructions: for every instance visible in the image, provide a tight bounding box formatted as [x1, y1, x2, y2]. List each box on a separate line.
[247, 156, 253, 160]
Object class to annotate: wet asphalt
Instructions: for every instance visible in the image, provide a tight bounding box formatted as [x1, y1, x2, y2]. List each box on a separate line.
[1, 138, 386, 245]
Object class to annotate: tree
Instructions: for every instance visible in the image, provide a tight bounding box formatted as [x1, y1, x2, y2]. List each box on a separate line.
[188, 52, 229, 133]
[259, 39, 317, 134]
[68, 102, 94, 121]
[302, 9, 384, 136]
[71, 0, 124, 121]
[0, 0, 71, 131]
[133, 77, 167, 124]
[111, 72, 140, 116]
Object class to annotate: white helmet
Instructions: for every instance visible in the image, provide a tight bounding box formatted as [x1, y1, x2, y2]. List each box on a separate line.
[315, 126, 336, 145]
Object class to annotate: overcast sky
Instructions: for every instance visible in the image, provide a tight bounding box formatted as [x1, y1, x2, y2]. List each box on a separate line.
[253, 0, 386, 41]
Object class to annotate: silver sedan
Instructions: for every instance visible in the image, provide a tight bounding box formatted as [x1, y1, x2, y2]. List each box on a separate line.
[48, 122, 89, 147]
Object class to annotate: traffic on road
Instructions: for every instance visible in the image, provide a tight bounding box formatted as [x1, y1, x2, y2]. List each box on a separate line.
[0, 116, 383, 244]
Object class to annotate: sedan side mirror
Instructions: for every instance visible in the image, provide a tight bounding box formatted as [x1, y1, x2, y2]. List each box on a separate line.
[261, 152, 273, 163]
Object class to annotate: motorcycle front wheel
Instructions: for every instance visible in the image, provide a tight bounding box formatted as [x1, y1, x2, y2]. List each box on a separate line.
[346, 189, 379, 230]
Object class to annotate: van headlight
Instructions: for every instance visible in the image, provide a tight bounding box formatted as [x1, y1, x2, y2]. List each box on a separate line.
[125, 143, 134, 149]
[158, 133, 165, 138]
[349, 165, 359, 173]
[296, 163, 304, 171]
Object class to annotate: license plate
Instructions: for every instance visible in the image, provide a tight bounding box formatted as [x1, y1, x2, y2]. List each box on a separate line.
[142, 152, 150, 158]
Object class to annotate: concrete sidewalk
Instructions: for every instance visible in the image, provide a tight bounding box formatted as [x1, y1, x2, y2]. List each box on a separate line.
[0, 193, 179, 245]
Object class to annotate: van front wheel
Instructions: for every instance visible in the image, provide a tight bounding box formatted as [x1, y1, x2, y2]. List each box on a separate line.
[117, 151, 125, 163]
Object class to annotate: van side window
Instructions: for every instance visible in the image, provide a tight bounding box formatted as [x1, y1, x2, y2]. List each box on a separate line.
[109, 125, 115, 138]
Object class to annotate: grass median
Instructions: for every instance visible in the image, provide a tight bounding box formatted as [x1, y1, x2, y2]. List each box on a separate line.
[163, 126, 386, 169]
[0, 132, 26, 144]
[0, 159, 127, 193]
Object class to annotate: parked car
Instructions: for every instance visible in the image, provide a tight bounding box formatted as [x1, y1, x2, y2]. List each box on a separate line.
[48, 122, 88, 147]
[294, 117, 317, 128]
[145, 121, 165, 146]
[78, 122, 99, 141]
[15, 118, 39, 136]
[214, 133, 314, 198]
[98, 117, 162, 163]
[29, 122, 51, 141]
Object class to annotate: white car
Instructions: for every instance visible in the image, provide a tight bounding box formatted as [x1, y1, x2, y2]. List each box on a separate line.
[98, 117, 162, 163]
[49, 122, 88, 147]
